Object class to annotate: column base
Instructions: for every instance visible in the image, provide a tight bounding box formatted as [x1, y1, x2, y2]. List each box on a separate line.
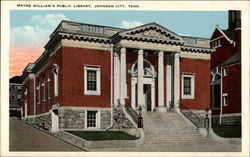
[158, 106, 167, 112]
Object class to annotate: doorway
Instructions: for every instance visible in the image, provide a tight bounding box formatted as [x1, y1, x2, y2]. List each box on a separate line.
[144, 84, 152, 111]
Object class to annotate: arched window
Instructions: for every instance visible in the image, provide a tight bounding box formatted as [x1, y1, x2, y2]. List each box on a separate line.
[211, 66, 221, 83]
[131, 59, 156, 78]
[52, 64, 59, 97]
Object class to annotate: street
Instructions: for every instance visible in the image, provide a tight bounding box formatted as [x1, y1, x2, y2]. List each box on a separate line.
[9, 117, 81, 151]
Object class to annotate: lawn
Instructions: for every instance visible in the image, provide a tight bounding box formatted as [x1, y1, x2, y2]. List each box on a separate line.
[66, 131, 139, 141]
[212, 124, 241, 138]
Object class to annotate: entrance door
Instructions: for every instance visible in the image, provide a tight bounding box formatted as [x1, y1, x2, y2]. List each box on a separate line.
[213, 84, 221, 108]
[144, 84, 152, 111]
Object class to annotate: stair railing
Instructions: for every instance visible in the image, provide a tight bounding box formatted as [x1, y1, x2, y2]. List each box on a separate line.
[122, 100, 143, 128]
[179, 102, 204, 128]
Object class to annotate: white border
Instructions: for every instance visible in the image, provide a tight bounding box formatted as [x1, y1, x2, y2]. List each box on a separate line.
[1, 1, 249, 157]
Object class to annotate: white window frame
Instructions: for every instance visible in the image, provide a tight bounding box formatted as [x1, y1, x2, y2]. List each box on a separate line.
[42, 78, 45, 101]
[223, 67, 229, 76]
[85, 110, 100, 129]
[223, 93, 228, 106]
[212, 39, 221, 48]
[181, 74, 195, 99]
[84, 66, 101, 95]
[48, 78, 51, 100]
[52, 65, 59, 97]
[37, 84, 40, 104]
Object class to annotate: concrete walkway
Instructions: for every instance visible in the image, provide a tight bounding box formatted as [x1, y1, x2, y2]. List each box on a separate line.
[89, 143, 241, 152]
[9, 117, 81, 151]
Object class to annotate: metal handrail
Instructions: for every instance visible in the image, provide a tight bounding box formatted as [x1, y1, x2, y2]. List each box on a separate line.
[179, 102, 203, 128]
[123, 101, 143, 128]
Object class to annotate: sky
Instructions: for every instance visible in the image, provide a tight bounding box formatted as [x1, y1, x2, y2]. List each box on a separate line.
[9, 10, 228, 77]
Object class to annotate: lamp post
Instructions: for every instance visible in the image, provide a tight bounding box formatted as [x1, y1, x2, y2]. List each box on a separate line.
[138, 106, 143, 128]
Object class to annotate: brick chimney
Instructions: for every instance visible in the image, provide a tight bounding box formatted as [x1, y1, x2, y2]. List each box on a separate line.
[228, 10, 241, 30]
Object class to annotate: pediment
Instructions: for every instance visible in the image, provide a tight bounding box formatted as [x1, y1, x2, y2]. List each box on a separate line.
[119, 23, 183, 41]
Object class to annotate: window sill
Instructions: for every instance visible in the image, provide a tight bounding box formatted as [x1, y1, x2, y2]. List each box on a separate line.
[181, 95, 194, 99]
[84, 91, 101, 95]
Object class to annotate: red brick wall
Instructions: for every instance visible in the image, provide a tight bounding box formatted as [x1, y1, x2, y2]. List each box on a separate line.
[180, 57, 211, 110]
[211, 29, 240, 69]
[61, 47, 111, 108]
[222, 64, 241, 114]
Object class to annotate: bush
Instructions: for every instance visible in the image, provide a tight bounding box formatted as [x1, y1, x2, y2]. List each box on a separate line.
[9, 110, 21, 119]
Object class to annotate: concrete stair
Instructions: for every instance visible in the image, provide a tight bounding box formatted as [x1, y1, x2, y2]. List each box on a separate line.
[142, 112, 217, 146]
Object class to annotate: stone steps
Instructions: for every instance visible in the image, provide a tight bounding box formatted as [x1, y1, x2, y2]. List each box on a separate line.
[141, 112, 216, 146]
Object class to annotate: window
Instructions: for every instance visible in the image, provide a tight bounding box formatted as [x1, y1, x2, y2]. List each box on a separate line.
[223, 67, 229, 76]
[87, 111, 97, 128]
[223, 93, 228, 106]
[182, 74, 195, 99]
[212, 39, 221, 48]
[42, 76, 46, 101]
[52, 65, 59, 97]
[84, 66, 101, 95]
[37, 82, 40, 104]
[48, 77, 51, 99]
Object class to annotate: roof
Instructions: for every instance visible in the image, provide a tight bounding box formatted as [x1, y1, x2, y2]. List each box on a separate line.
[221, 51, 241, 66]
[9, 76, 22, 84]
[222, 29, 236, 41]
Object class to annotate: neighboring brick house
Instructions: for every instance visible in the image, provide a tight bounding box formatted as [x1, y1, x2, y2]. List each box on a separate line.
[21, 20, 214, 132]
[210, 10, 241, 125]
[9, 76, 22, 113]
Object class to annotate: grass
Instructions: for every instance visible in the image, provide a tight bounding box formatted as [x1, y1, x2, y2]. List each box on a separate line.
[66, 131, 139, 141]
[212, 124, 241, 138]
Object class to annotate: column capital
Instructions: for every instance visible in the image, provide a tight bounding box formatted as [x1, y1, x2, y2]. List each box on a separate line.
[138, 49, 143, 55]
[114, 51, 119, 57]
[158, 51, 164, 57]
[121, 47, 126, 53]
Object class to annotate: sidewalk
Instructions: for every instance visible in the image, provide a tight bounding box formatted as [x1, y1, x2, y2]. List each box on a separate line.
[9, 117, 81, 151]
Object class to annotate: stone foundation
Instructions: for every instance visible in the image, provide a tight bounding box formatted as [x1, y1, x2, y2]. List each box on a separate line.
[59, 107, 111, 129]
[112, 106, 135, 129]
[212, 115, 241, 125]
[24, 113, 51, 130]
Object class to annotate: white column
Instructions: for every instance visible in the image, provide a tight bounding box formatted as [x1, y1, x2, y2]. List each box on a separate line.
[158, 51, 165, 112]
[166, 55, 172, 110]
[120, 48, 127, 106]
[174, 52, 180, 110]
[137, 49, 144, 110]
[113, 51, 120, 107]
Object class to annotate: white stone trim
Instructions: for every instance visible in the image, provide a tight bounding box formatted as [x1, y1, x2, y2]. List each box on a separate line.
[174, 53, 180, 108]
[62, 39, 111, 51]
[166, 55, 172, 110]
[120, 39, 181, 52]
[120, 47, 127, 105]
[180, 51, 210, 60]
[52, 65, 59, 97]
[181, 73, 195, 99]
[137, 49, 144, 109]
[113, 51, 120, 107]
[60, 106, 110, 111]
[51, 109, 59, 133]
[222, 93, 228, 106]
[84, 66, 101, 95]
[158, 51, 165, 112]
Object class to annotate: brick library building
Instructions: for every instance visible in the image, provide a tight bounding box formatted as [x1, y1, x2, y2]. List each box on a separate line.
[20, 11, 241, 132]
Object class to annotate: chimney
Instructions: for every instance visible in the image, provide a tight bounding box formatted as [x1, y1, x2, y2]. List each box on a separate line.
[228, 10, 241, 30]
